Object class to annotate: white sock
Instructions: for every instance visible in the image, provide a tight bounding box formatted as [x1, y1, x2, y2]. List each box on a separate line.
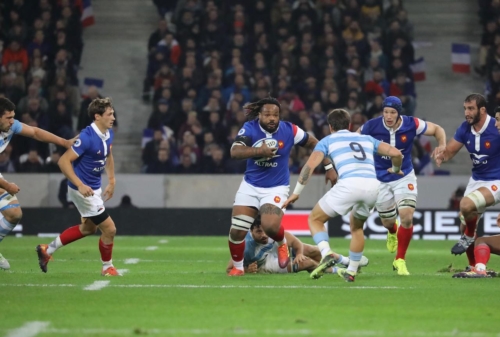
[47, 237, 63, 255]
[317, 241, 332, 258]
[102, 259, 113, 269]
[475, 263, 486, 272]
[335, 255, 349, 265]
[277, 237, 286, 246]
[232, 259, 244, 271]
[464, 234, 474, 240]
[347, 260, 360, 274]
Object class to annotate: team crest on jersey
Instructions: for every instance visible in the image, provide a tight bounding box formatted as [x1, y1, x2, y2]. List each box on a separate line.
[408, 183, 414, 191]
[492, 185, 498, 192]
[74, 139, 81, 147]
[238, 129, 245, 135]
[278, 140, 284, 149]
[401, 135, 407, 143]
[274, 196, 281, 203]
[485, 141, 491, 149]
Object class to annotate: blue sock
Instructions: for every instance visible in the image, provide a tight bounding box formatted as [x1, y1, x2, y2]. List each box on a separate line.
[313, 232, 329, 245]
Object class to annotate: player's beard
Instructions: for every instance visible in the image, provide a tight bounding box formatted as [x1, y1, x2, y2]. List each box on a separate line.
[466, 112, 480, 125]
[260, 121, 277, 133]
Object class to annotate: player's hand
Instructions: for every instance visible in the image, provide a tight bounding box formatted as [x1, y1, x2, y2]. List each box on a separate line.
[5, 182, 20, 195]
[431, 146, 446, 167]
[387, 168, 404, 176]
[247, 262, 258, 274]
[282, 194, 299, 209]
[258, 141, 278, 159]
[65, 134, 80, 149]
[78, 185, 94, 198]
[324, 169, 337, 187]
[293, 253, 307, 264]
[102, 183, 115, 202]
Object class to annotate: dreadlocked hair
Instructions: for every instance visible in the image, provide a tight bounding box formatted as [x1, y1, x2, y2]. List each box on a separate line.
[243, 96, 281, 120]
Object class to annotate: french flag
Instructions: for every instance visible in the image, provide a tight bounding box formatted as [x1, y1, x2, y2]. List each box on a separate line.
[451, 43, 470, 73]
[81, 0, 95, 28]
[410, 57, 426, 81]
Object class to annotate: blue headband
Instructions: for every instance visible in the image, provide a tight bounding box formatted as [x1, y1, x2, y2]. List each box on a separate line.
[383, 96, 403, 115]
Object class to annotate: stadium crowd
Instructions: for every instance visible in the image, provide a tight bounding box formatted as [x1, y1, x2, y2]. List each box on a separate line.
[0, 0, 88, 173]
[142, 0, 425, 174]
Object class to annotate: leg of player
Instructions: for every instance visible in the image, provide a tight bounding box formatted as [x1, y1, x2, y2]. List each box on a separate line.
[0, 198, 22, 270]
[36, 218, 96, 273]
[336, 212, 366, 283]
[228, 205, 257, 276]
[392, 201, 415, 276]
[377, 199, 399, 254]
[96, 215, 120, 276]
[453, 234, 500, 278]
[259, 203, 289, 268]
[452, 187, 494, 255]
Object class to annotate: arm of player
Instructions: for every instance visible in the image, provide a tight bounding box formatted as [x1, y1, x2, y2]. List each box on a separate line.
[285, 231, 307, 264]
[0, 177, 20, 195]
[376, 142, 404, 175]
[423, 122, 447, 160]
[302, 134, 337, 186]
[18, 123, 75, 148]
[230, 141, 277, 160]
[102, 149, 116, 202]
[282, 150, 325, 209]
[58, 148, 94, 197]
[435, 138, 463, 167]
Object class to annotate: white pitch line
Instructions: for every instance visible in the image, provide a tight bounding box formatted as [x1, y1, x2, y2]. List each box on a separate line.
[83, 281, 110, 291]
[158, 239, 168, 243]
[0, 283, 409, 290]
[6, 321, 50, 337]
[1, 327, 497, 337]
[117, 269, 129, 275]
[145, 246, 158, 251]
[124, 258, 140, 264]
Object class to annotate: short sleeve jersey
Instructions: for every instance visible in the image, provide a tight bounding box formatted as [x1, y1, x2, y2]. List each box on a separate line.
[0, 120, 23, 153]
[69, 123, 114, 190]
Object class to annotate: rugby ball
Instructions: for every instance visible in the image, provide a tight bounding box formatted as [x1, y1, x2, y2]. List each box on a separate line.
[252, 138, 279, 162]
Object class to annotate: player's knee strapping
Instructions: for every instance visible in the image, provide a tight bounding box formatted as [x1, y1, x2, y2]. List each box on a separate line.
[0, 216, 19, 243]
[0, 192, 19, 211]
[229, 215, 255, 243]
[465, 190, 487, 214]
[397, 198, 416, 210]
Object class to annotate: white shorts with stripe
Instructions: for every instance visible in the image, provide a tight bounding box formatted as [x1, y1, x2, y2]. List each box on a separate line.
[464, 177, 500, 205]
[68, 187, 105, 218]
[376, 170, 418, 209]
[318, 178, 380, 219]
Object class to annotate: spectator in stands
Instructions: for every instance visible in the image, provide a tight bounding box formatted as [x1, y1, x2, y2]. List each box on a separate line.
[19, 149, 44, 173]
[201, 145, 226, 174]
[45, 151, 62, 173]
[18, 83, 49, 114]
[142, 129, 165, 167]
[448, 186, 466, 211]
[146, 148, 176, 174]
[2, 39, 29, 72]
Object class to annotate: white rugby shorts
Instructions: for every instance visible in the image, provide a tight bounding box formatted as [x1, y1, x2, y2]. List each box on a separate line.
[68, 187, 105, 218]
[259, 248, 288, 274]
[464, 177, 500, 204]
[376, 170, 418, 209]
[234, 179, 289, 210]
[318, 177, 380, 219]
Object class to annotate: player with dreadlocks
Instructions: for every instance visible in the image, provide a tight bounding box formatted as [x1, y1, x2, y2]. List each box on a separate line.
[227, 96, 337, 276]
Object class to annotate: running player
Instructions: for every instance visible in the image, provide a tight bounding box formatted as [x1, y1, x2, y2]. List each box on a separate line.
[283, 109, 403, 282]
[436, 95, 500, 269]
[358, 96, 446, 275]
[0, 97, 75, 270]
[227, 96, 336, 276]
[36, 98, 120, 276]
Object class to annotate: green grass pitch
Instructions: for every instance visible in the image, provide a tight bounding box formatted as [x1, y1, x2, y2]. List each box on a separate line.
[0, 236, 499, 337]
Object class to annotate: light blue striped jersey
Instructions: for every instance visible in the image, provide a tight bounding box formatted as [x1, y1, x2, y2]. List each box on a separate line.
[243, 231, 276, 268]
[0, 120, 22, 153]
[314, 130, 381, 180]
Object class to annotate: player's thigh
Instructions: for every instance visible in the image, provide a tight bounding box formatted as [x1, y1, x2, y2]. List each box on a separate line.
[233, 179, 260, 210]
[476, 235, 500, 255]
[97, 216, 116, 236]
[462, 178, 500, 211]
[303, 243, 321, 262]
[392, 173, 418, 206]
[0, 193, 22, 223]
[317, 181, 353, 218]
[68, 188, 105, 218]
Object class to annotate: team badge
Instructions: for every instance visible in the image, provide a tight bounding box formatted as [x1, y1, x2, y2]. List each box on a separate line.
[492, 185, 498, 192]
[408, 183, 414, 191]
[401, 135, 407, 143]
[485, 141, 491, 149]
[274, 196, 281, 203]
[278, 140, 284, 149]
[74, 139, 81, 147]
[238, 129, 245, 135]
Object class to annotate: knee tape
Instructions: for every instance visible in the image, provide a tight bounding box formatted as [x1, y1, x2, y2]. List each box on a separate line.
[466, 190, 487, 214]
[397, 198, 416, 210]
[230, 215, 254, 232]
[0, 193, 18, 210]
[88, 211, 110, 226]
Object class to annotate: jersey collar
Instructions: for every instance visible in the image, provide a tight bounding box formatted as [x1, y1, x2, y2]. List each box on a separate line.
[91, 122, 110, 141]
[258, 120, 280, 136]
[382, 116, 403, 133]
[471, 115, 491, 136]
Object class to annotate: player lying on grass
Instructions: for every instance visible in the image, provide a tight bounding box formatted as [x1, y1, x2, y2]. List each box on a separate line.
[453, 214, 500, 278]
[226, 215, 368, 274]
